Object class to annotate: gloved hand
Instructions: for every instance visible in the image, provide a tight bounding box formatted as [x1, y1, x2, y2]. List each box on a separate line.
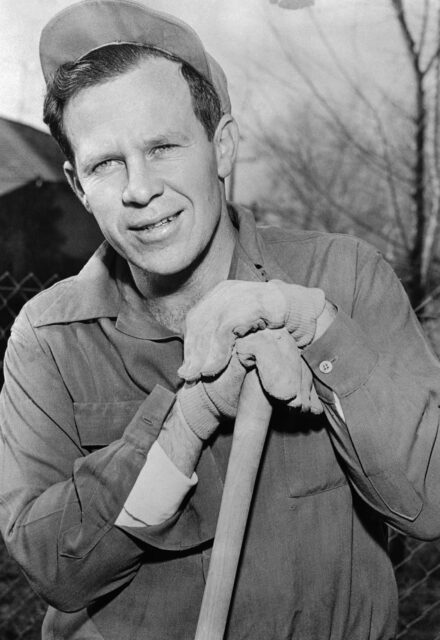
[177, 280, 325, 382]
[177, 328, 323, 441]
[236, 330, 322, 415]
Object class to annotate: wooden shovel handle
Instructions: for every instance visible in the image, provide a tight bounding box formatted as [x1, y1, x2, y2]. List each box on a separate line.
[194, 369, 273, 640]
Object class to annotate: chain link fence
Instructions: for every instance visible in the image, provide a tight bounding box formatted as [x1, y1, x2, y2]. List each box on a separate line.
[0, 272, 58, 381]
[391, 533, 440, 639]
[1, 272, 440, 639]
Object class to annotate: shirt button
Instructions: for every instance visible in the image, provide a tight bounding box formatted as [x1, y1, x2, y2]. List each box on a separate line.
[319, 360, 333, 374]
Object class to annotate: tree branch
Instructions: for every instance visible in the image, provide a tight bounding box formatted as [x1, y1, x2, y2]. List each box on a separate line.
[417, 0, 430, 58]
[391, 0, 421, 75]
[420, 4, 440, 287]
[310, 12, 410, 250]
[263, 21, 410, 188]
[423, 43, 440, 75]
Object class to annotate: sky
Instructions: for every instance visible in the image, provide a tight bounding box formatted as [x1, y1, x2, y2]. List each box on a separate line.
[0, 0, 416, 201]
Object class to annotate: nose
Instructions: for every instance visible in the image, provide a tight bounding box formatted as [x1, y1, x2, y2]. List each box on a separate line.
[122, 158, 164, 206]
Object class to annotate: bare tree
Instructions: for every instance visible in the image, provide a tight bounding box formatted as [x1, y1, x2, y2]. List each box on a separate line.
[391, 0, 440, 305]
[251, 0, 440, 336]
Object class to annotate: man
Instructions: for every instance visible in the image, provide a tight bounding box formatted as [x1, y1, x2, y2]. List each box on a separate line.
[1, 1, 440, 639]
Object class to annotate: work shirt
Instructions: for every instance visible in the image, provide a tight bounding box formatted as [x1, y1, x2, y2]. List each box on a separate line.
[1, 205, 440, 640]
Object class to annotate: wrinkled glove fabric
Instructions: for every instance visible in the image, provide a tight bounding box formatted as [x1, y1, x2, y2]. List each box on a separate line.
[178, 280, 325, 381]
[178, 328, 323, 440]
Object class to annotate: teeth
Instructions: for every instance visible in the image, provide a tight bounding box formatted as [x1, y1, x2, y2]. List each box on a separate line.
[140, 213, 178, 231]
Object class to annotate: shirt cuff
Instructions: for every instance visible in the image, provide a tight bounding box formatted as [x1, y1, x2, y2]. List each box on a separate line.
[303, 310, 379, 398]
[115, 441, 198, 527]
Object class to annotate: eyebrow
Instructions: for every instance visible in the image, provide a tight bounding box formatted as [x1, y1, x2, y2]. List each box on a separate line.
[146, 132, 192, 146]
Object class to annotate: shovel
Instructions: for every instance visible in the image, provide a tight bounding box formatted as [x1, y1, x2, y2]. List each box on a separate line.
[194, 369, 273, 640]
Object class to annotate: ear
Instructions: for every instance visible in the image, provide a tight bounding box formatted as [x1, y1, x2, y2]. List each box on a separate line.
[214, 115, 239, 180]
[63, 161, 92, 213]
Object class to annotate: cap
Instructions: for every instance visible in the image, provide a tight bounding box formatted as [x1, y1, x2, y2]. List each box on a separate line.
[39, 0, 231, 113]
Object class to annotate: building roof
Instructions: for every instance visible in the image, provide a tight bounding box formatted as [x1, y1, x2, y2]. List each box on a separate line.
[0, 117, 65, 196]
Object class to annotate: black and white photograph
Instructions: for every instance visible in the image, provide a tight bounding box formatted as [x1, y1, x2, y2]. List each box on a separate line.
[1, 1, 440, 638]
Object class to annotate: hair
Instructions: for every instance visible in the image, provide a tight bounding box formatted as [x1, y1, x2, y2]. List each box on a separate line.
[43, 44, 222, 164]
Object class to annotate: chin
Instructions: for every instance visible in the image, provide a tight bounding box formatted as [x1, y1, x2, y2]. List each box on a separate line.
[131, 254, 195, 279]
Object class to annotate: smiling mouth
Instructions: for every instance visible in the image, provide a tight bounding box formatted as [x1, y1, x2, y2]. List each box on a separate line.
[134, 211, 182, 232]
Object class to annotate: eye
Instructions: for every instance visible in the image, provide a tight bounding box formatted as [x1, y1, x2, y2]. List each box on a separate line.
[150, 144, 177, 157]
[93, 158, 121, 173]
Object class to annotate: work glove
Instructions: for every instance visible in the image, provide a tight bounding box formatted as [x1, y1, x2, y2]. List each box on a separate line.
[178, 280, 325, 382]
[177, 328, 323, 441]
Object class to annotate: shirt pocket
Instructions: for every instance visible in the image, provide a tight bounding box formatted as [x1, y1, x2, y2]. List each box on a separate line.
[282, 412, 347, 497]
[73, 400, 144, 450]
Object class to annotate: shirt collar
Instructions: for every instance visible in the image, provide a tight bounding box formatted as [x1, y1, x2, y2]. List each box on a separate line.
[229, 203, 292, 283]
[33, 242, 121, 328]
[33, 204, 291, 335]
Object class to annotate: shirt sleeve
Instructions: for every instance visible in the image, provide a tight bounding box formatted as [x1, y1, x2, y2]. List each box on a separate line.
[116, 441, 197, 527]
[0, 309, 223, 612]
[303, 245, 440, 539]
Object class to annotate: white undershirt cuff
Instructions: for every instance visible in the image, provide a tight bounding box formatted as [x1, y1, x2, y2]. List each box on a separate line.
[115, 440, 198, 527]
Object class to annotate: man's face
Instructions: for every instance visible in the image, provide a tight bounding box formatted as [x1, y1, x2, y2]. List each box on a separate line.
[63, 57, 231, 278]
